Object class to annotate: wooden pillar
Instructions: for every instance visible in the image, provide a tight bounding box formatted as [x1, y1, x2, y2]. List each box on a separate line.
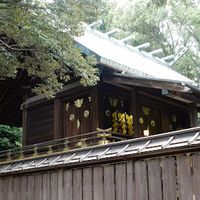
[22, 107, 27, 147]
[131, 89, 139, 137]
[189, 103, 198, 127]
[90, 86, 99, 131]
[54, 98, 62, 139]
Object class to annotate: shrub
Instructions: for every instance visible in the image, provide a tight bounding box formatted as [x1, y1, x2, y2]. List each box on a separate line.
[0, 125, 22, 151]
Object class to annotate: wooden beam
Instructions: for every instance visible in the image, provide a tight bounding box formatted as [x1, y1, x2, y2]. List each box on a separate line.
[190, 103, 198, 127]
[102, 74, 192, 93]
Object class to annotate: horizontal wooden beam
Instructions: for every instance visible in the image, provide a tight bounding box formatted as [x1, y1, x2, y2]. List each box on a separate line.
[102, 73, 192, 93]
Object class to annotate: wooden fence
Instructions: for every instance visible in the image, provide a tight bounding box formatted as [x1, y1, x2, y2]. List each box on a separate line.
[0, 152, 199, 200]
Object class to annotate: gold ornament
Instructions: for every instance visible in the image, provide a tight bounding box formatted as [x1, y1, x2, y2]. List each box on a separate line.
[139, 117, 144, 124]
[84, 110, 90, 118]
[74, 98, 84, 108]
[69, 114, 75, 121]
[142, 107, 150, 115]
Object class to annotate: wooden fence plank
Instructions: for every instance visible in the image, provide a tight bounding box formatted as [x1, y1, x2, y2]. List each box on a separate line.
[27, 175, 35, 200]
[83, 168, 92, 200]
[35, 174, 43, 200]
[2, 178, 9, 200]
[20, 176, 27, 200]
[104, 164, 115, 200]
[93, 166, 103, 200]
[148, 159, 162, 200]
[58, 170, 63, 200]
[177, 155, 193, 200]
[192, 154, 200, 199]
[63, 170, 72, 200]
[127, 160, 135, 200]
[162, 157, 177, 200]
[135, 160, 148, 200]
[43, 173, 50, 200]
[51, 172, 58, 200]
[116, 163, 126, 200]
[8, 176, 13, 200]
[13, 176, 20, 200]
[73, 169, 82, 200]
[0, 178, 2, 200]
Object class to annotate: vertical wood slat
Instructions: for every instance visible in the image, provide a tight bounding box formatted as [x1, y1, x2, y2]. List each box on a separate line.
[93, 166, 104, 200]
[0, 178, 2, 200]
[116, 163, 126, 200]
[83, 168, 92, 200]
[8, 177, 13, 200]
[58, 170, 63, 200]
[177, 155, 193, 200]
[43, 173, 50, 200]
[135, 160, 148, 200]
[63, 170, 72, 200]
[127, 160, 135, 200]
[148, 159, 162, 200]
[27, 175, 34, 200]
[2, 178, 9, 200]
[13, 176, 20, 200]
[35, 174, 43, 200]
[51, 172, 58, 200]
[7, 177, 13, 200]
[192, 154, 200, 199]
[73, 169, 82, 200]
[162, 157, 177, 200]
[104, 165, 115, 200]
[20, 176, 27, 200]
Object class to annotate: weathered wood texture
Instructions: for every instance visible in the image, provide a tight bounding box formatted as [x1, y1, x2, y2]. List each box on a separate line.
[26, 103, 54, 145]
[1, 153, 200, 200]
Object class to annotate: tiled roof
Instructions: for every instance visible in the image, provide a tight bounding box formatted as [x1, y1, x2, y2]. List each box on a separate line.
[0, 127, 200, 175]
[75, 26, 194, 84]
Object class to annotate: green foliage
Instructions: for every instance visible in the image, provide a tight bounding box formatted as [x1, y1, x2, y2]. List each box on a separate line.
[0, 0, 101, 97]
[101, 0, 200, 82]
[0, 125, 22, 151]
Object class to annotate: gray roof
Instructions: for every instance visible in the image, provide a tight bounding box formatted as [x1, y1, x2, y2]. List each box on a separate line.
[0, 127, 200, 175]
[75, 26, 194, 84]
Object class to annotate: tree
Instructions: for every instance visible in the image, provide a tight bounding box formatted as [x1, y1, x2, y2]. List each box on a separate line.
[0, 125, 22, 150]
[0, 0, 101, 97]
[101, 0, 200, 82]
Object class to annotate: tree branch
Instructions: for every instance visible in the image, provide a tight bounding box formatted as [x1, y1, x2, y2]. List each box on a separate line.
[0, 38, 37, 51]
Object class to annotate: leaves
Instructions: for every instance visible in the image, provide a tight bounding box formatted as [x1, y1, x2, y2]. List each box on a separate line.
[0, 0, 101, 97]
[0, 125, 22, 151]
[101, 0, 200, 82]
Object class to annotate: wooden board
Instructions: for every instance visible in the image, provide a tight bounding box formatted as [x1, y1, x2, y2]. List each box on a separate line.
[20, 176, 27, 200]
[2, 178, 9, 200]
[93, 166, 104, 200]
[0, 178, 2, 200]
[35, 174, 43, 200]
[192, 153, 200, 199]
[50, 172, 58, 200]
[13, 176, 20, 200]
[147, 158, 162, 200]
[135, 160, 148, 200]
[58, 170, 63, 200]
[8, 176, 13, 200]
[83, 168, 92, 200]
[162, 157, 177, 200]
[63, 170, 72, 200]
[73, 169, 82, 200]
[103, 164, 115, 200]
[177, 155, 193, 200]
[127, 160, 136, 200]
[27, 175, 35, 200]
[43, 173, 51, 200]
[116, 163, 126, 200]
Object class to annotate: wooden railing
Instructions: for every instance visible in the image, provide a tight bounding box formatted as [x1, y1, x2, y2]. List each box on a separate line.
[0, 130, 132, 163]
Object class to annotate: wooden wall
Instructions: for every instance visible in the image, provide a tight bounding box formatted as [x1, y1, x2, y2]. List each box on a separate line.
[1, 152, 200, 200]
[26, 103, 54, 145]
